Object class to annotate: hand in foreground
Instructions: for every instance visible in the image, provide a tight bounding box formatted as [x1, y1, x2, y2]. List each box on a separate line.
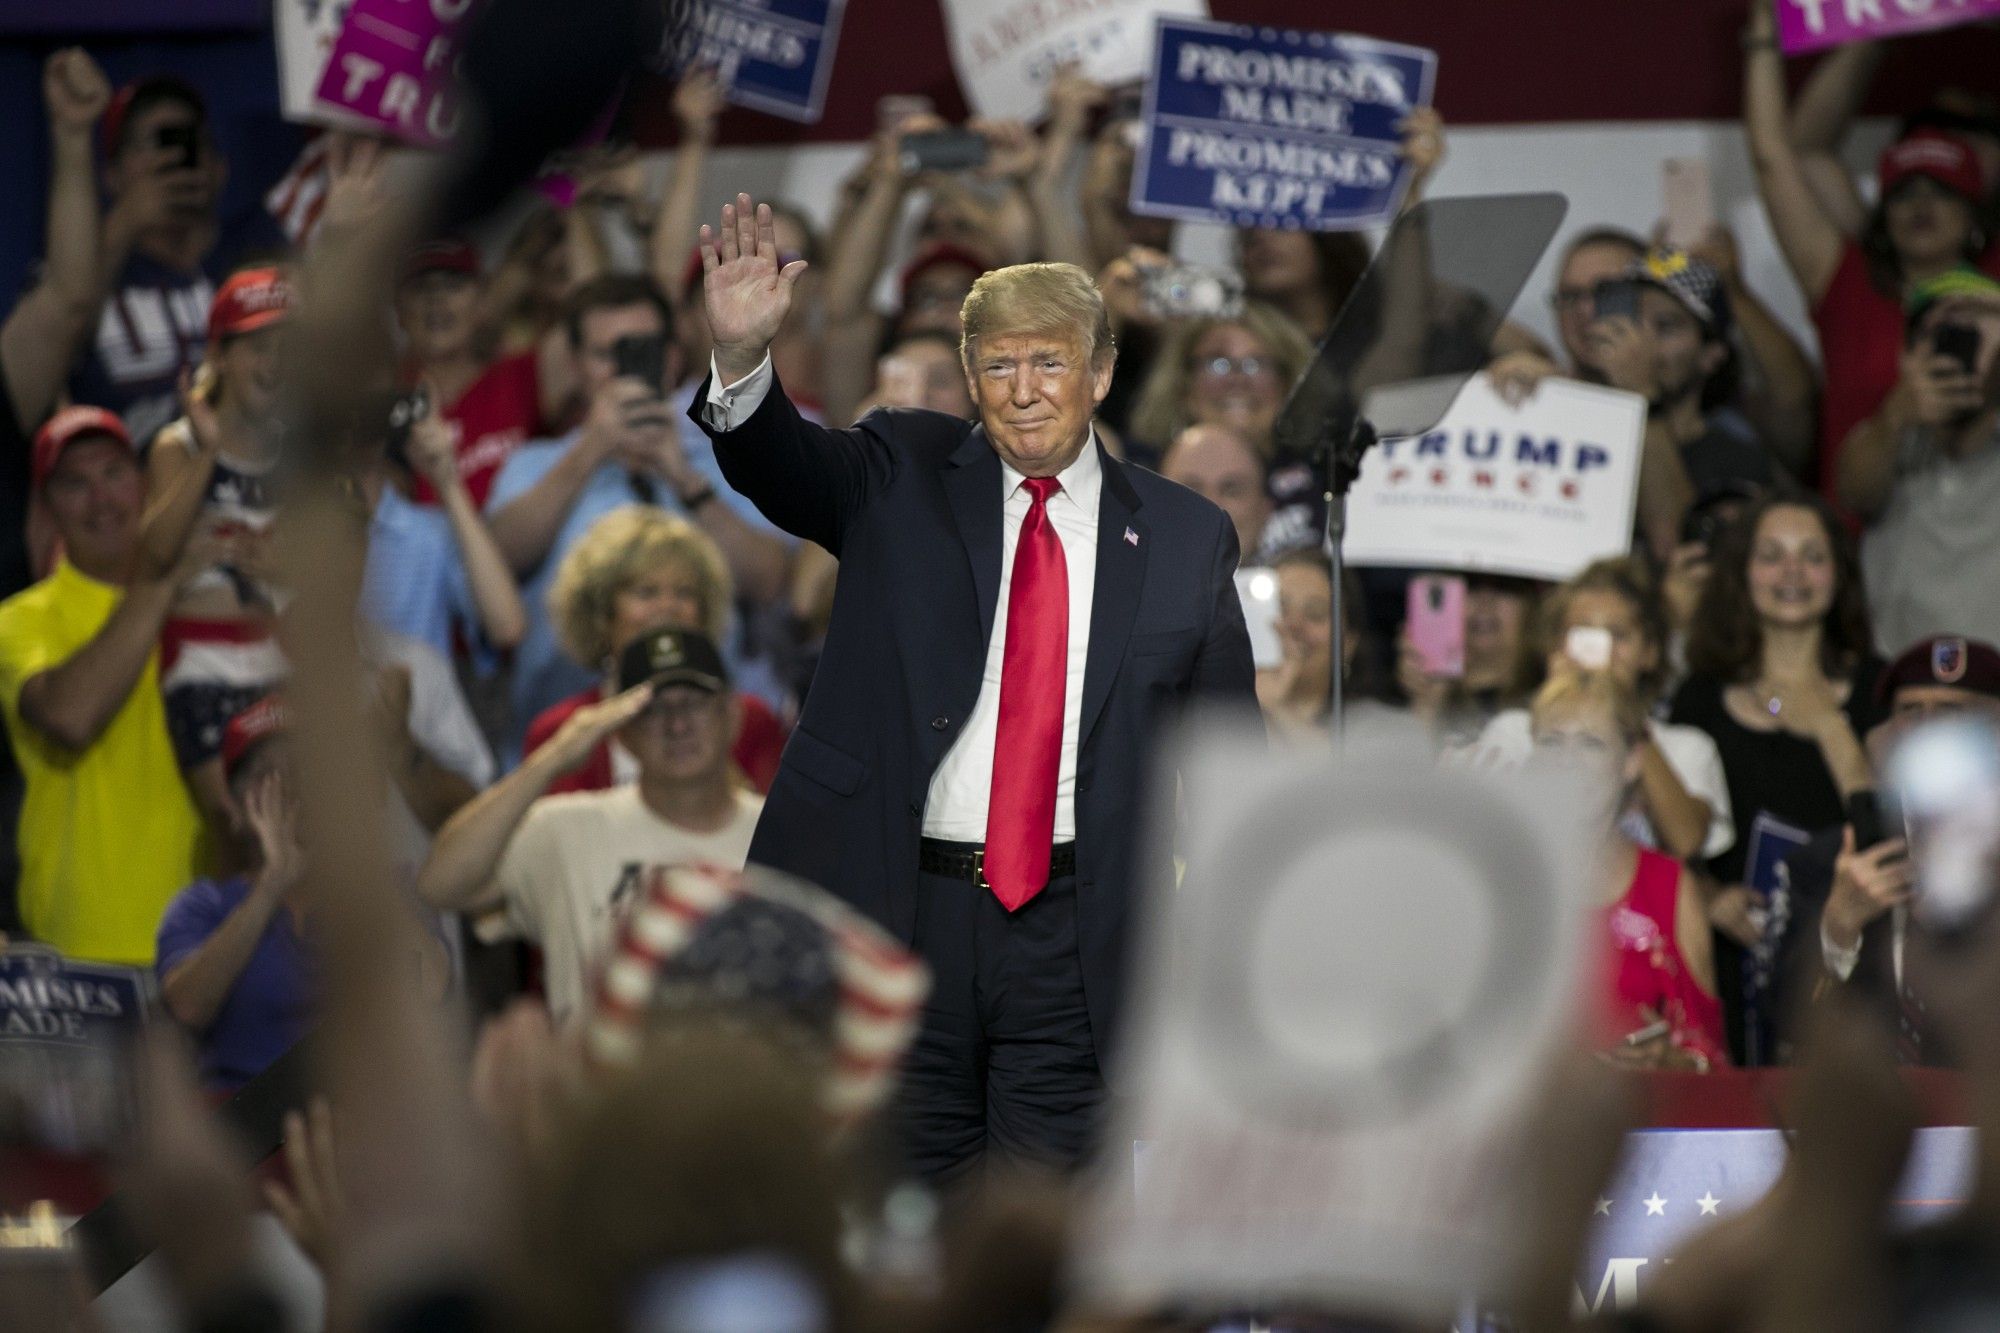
[265, 1098, 345, 1271]
[700, 192, 810, 379]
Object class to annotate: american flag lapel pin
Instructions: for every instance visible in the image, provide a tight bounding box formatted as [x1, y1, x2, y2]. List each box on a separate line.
[1123, 526, 1139, 547]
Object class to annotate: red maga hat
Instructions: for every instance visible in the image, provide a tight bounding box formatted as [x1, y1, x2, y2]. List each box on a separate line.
[207, 267, 294, 343]
[220, 695, 288, 782]
[31, 405, 132, 491]
[1879, 130, 1987, 204]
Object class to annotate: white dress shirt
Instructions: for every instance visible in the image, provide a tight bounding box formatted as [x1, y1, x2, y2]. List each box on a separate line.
[703, 352, 1100, 842]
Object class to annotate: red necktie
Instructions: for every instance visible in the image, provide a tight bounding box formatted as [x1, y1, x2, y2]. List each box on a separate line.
[984, 476, 1068, 911]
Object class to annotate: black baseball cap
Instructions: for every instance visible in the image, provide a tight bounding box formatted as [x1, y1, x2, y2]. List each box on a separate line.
[617, 627, 729, 695]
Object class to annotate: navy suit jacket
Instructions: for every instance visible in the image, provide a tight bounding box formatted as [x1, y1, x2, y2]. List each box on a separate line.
[692, 375, 1256, 1054]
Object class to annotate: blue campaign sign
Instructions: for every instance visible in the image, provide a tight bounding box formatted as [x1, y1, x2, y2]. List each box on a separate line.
[1131, 16, 1438, 232]
[0, 948, 148, 1044]
[1574, 1127, 1973, 1316]
[682, 0, 846, 124]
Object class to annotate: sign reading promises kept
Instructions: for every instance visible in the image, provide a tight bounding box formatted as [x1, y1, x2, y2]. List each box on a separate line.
[1131, 16, 1437, 233]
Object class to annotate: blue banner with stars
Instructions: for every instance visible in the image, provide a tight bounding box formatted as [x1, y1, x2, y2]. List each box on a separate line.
[1129, 15, 1437, 233]
[1571, 1127, 1973, 1317]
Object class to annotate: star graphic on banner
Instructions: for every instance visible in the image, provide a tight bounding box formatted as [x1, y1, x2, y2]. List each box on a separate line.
[1697, 1192, 1720, 1216]
[1593, 1197, 1612, 1216]
[1643, 1192, 1667, 1216]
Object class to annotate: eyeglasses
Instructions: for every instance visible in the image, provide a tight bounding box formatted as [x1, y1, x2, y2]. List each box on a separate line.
[1193, 355, 1274, 379]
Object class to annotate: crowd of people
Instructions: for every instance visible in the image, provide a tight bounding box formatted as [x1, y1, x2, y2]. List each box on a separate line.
[1, 3, 1999, 1327]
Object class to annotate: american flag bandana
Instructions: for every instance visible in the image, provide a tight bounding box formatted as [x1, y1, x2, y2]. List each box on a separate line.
[588, 864, 929, 1123]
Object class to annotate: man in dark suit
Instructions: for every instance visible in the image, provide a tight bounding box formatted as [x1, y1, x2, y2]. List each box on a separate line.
[689, 193, 1256, 1176]
[1779, 635, 2000, 1065]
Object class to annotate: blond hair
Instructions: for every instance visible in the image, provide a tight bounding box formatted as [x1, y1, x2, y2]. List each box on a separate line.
[1530, 668, 1649, 747]
[959, 262, 1114, 367]
[1127, 301, 1315, 454]
[549, 507, 732, 667]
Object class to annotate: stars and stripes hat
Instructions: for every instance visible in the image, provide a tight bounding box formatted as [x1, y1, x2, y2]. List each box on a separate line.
[588, 863, 929, 1123]
[1620, 246, 1732, 340]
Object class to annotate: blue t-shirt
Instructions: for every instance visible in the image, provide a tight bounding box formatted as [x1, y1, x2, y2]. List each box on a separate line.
[361, 485, 480, 662]
[155, 875, 313, 1091]
[484, 416, 787, 755]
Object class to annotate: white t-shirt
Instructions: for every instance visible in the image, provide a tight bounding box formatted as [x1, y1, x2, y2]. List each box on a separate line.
[1459, 708, 1736, 859]
[495, 786, 764, 1025]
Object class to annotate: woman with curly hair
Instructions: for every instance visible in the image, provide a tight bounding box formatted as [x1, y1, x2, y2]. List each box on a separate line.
[523, 508, 786, 793]
[1667, 491, 1883, 1063]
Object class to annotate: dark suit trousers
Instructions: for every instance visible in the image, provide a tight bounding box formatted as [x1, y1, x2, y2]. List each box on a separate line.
[895, 868, 1105, 1181]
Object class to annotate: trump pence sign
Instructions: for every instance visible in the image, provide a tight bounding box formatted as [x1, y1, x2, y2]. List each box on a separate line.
[1343, 373, 1645, 583]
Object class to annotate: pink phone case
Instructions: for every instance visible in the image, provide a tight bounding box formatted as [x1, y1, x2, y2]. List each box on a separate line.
[1407, 576, 1466, 678]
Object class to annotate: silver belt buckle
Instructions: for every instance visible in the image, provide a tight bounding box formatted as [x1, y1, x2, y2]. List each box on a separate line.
[971, 848, 990, 891]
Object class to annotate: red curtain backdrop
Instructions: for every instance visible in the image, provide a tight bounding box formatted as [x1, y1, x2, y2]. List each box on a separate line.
[625, 0, 2000, 146]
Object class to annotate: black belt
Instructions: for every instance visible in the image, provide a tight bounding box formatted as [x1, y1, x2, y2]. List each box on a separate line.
[920, 837, 1076, 889]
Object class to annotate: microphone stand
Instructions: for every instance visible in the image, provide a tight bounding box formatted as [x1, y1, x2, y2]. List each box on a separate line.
[1317, 414, 1377, 744]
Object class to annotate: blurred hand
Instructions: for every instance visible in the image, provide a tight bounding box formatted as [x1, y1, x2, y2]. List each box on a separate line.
[469, 999, 573, 1155]
[672, 65, 726, 143]
[245, 769, 305, 899]
[109, 143, 208, 234]
[700, 194, 810, 375]
[1045, 62, 1109, 124]
[403, 406, 462, 493]
[264, 1098, 344, 1271]
[1095, 245, 1172, 328]
[1660, 540, 1710, 635]
[1397, 105, 1446, 182]
[580, 377, 675, 472]
[43, 47, 110, 134]
[971, 117, 1040, 180]
[319, 132, 388, 238]
[546, 681, 655, 771]
[1825, 828, 1912, 952]
[1489, 348, 1562, 406]
[1708, 883, 1766, 948]
[1899, 343, 1984, 428]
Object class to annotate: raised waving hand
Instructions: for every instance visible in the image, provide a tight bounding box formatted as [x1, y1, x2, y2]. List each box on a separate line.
[700, 191, 809, 384]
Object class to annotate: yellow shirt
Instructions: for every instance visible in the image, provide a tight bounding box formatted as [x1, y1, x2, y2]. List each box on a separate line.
[0, 561, 205, 963]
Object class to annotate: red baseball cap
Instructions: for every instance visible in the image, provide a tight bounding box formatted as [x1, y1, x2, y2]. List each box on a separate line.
[31, 406, 133, 491]
[207, 267, 294, 343]
[99, 75, 206, 160]
[399, 238, 482, 286]
[221, 695, 288, 782]
[897, 243, 990, 312]
[1879, 130, 1988, 204]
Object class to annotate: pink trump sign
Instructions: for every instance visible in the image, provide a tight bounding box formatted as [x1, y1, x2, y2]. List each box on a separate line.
[1775, 0, 2000, 54]
[312, 0, 480, 146]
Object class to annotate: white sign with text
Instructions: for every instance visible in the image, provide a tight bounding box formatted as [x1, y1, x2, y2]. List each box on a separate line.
[938, 0, 1209, 122]
[1344, 372, 1645, 581]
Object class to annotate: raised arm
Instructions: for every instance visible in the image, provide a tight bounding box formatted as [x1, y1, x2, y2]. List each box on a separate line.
[1692, 224, 1821, 478]
[2, 50, 109, 434]
[20, 530, 212, 751]
[1786, 39, 1883, 237]
[648, 68, 724, 310]
[1025, 67, 1107, 270]
[403, 409, 526, 646]
[137, 406, 222, 578]
[415, 683, 653, 913]
[160, 770, 300, 1030]
[1743, 1, 1847, 306]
